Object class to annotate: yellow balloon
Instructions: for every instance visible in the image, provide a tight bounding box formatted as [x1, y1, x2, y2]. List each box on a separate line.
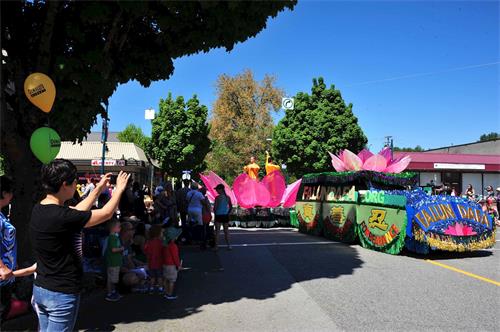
[24, 73, 56, 113]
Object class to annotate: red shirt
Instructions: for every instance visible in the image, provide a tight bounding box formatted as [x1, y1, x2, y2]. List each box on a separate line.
[162, 242, 180, 268]
[144, 238, 163, 269]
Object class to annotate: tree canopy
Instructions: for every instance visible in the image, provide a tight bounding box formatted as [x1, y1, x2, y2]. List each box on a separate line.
[148, 94, 211, 176]
[393, 145, 424, 152]
[117, 124, 149, 151]
[479, 132, 499, 142]
[272, 77, 367, 178]
[1, 0, 295, 260]
[207, 70, 284, 182]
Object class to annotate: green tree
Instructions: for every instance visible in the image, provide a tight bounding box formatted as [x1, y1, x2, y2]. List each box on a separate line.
[393, 145, 424, 152]
[207, 70, 284, 182]
[479, 132, 499, 142]
[1, 0, 296, 260]
[117, 124, 149, 151]
[149, 94, 211, 176]
[272, 77, 367, 178]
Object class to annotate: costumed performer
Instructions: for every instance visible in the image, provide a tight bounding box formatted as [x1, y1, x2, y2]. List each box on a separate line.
[265, 151, 280, 175]
[243, 156, 260, 180]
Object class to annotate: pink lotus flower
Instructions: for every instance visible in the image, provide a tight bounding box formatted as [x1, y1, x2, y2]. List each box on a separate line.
[201, 171, 291, 208]
[444, 223, 477, 236]
[328, 147, 411, 173]
[233, 171, 286, 208]
[199, 171, 237, 205]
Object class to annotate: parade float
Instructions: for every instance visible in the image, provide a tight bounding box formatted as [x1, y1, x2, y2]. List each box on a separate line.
[295, 148, 496, 254]
[200, 153, 301, 227]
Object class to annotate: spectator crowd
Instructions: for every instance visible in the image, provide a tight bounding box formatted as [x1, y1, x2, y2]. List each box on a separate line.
[0, 158, 233, 331]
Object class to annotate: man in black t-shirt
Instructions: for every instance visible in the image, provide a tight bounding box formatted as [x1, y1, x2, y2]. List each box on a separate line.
[176, 180, 190, 222]
[30, 159, 130, 332]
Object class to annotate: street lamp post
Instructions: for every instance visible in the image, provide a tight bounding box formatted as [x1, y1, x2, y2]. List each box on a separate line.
[145, 108, 155, 191]
[101, 101, 109, 175]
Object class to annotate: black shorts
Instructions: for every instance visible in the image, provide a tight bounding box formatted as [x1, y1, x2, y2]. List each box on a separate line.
[214, 215, 229, 224]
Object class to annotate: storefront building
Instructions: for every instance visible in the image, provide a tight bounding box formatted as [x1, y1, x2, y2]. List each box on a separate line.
[395, 139, 500, 197]
[56, 140, 159, 187]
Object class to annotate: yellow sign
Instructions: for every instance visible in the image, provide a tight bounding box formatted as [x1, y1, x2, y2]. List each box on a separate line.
[368, 209, 388, 231]
[330, 206, 344, 224]
[302, 204, 314, 221]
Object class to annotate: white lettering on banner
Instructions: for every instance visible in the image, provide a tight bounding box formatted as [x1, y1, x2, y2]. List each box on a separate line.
[433, 163, 485, 170]
[91, 159, 117, 166]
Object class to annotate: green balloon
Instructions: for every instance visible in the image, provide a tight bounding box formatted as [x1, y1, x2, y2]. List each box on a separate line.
[30, 127, 61, 164]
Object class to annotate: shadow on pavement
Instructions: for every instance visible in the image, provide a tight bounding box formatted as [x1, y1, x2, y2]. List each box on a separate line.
[402, 248, 494, 260]
[4, 231, 363, 331]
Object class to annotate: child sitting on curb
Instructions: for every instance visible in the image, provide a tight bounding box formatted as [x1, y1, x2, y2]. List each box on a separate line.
[162, 226, 182, 300]
[104, 220, 124, 302]
[144, 225, 164, 294]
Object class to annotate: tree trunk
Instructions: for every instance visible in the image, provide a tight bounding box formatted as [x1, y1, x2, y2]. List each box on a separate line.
[4, 134, 40, 265]
[1, 65, 43, 264]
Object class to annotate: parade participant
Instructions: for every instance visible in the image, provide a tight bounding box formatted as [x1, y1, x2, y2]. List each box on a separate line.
[243, 156, 260, 180]
[265, 151, 281, 175]
[0, 176, 16, 328]
[162, 226, 182, 300]
[30, 159, 130, 332]
[213, 184, 232, 251]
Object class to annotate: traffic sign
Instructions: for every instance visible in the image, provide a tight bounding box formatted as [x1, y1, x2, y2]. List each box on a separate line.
[282, 97, 294, 110]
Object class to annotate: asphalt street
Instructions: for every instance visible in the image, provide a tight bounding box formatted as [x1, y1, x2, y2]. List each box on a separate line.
[5, 227, 500, 332]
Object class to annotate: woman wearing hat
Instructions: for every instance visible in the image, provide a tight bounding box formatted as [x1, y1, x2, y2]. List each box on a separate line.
[214, 184, 233, 251]
[162, 227, 182, 300]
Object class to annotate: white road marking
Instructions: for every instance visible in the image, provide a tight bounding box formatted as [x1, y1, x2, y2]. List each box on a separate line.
[228, 227, 298, 232]
[218, 241, 343, 247]
[230, 231, 300, 235]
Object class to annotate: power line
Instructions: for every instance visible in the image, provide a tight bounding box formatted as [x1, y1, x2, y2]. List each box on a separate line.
[346, 61, 500, 87]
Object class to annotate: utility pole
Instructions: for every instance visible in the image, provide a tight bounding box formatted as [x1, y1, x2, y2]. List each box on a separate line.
[384, 136, 394, 160]
[101, 101, 109, 175]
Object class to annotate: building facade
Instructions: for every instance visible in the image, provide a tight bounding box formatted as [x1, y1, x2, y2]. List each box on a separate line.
[56, 140, 157, 187]
[395, 139, 500, 197]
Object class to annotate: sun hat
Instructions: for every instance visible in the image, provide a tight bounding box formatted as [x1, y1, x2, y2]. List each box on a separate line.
[164, 226, 182, 242]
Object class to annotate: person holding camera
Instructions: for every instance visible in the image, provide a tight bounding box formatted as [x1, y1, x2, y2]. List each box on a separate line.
[30, 159, 130, 331]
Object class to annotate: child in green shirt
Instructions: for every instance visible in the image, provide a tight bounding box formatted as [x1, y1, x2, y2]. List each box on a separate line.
[105, 220, 124, 301]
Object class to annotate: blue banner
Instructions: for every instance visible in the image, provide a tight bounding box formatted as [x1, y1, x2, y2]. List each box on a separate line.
[404, 190, 493, 237]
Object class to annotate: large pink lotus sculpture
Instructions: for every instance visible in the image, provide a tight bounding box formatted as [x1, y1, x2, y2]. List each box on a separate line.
[200, 171, 300, 209]
[233, 171, 286, 208]
[328, 147, 411, 173]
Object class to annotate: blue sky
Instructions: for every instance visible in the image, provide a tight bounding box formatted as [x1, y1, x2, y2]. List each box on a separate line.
[93, 0, 499, 152]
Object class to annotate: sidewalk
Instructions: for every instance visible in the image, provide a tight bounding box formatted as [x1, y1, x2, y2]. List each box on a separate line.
[3, 245, 217, 331]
